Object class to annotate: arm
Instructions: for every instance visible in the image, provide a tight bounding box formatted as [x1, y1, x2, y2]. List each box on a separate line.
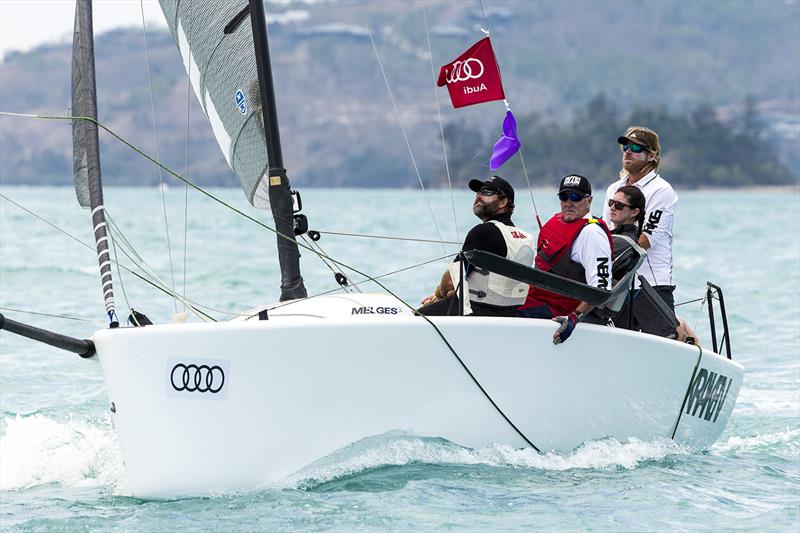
[421, 223, 506, 305]
[420, 270, 455, 305]
[640, 186, 677, 251]
[553, 225, 612, 344]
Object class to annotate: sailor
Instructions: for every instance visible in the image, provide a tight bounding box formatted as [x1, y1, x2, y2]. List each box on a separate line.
[516, 174, 613, 344]
[418, 176, 534, 317]
[607, 185, 647, 282]
[602, 126, 678, 338]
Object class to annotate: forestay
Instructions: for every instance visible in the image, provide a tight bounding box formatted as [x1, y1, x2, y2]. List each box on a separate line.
[159, 0, 272, 208]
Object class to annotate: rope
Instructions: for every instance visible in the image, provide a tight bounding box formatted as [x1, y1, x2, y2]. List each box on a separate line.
[106, 219, 135, 324]
[299, 235, 359, 294]
[362, 15, 447, 256]
[139, 0, 178, 313]
[0, 307, 98, 323]
[517, 149, 542, 229]
[314, 230, 460, 245]
[0, 192, 216, 322]
[422, 2, 459, 244]
[104, 212, 215, 321]
[675, 297, 705, 307]
[182, 0, 194, 312]
[262, 252, 457, 314]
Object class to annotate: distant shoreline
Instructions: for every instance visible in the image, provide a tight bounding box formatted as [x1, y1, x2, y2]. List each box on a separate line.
[1, 184, 798, 192]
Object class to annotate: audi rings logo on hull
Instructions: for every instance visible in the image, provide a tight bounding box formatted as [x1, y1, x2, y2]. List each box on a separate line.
[171, 363, 225, 393]
[446, 58, 484, 84]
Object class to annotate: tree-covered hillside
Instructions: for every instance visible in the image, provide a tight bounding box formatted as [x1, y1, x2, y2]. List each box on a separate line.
[1, 0, 797, 189]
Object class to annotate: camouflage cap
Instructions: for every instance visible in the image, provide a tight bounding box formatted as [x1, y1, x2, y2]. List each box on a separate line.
[617, 126, 660, 155]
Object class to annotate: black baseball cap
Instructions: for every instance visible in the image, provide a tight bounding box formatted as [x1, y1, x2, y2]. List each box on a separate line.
[468, 175, 514, 203]
[558, 174, 592, 197]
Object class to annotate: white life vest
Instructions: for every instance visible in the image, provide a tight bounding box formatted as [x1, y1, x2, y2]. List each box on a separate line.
[464, 220, 535, 308]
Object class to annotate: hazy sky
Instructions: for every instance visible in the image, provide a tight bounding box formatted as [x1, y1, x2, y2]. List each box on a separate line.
[0, 0, 167, 60]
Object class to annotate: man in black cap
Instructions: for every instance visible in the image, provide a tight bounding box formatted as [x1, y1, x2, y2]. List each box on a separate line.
[517, 174, 613, 344]
[602, 126, 678, 338]
[418, 175, 534, 317]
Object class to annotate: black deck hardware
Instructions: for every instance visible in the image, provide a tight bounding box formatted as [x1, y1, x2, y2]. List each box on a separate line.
[706, 282, 733, 359]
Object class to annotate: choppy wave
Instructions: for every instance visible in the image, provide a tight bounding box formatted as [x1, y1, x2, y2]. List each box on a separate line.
[284, 432, 689, 490]
[0, 414, 128, 494]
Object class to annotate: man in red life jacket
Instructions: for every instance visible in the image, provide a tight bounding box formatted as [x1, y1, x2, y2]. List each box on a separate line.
[516, 174, 613, 344]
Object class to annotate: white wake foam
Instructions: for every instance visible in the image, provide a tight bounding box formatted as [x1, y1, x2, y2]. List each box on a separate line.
[0, 414, 128, 494]
[285, 432, 688, 489]
[711, 428, 800, 453]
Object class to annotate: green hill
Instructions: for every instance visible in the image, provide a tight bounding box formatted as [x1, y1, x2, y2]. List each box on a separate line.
[1, 0, 797, 189]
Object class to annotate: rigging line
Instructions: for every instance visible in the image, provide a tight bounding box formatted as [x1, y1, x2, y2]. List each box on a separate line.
[139, 0, 178, 313]
[106, 221, 135, 324]
[361, 14, 447, 256]
[675, 297, 705, 307]
[103, 212, 215, 321]
[0, 307, 99, 323]
[517, 149, 542, 229]
[314, 230, 460, 245]
[0, 192, 216, 322]
[478, 0, 488, 26]
[182, 0, 194, 313]
[422, 2, 459, 244]
[298, 235, 359, 294]
[262, 252, 458, 313]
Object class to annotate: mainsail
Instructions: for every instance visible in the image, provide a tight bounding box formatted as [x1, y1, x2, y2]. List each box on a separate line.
[159, 0, 273, 208]
[159, 0, 306, 300]
[72, 0, 118, 326]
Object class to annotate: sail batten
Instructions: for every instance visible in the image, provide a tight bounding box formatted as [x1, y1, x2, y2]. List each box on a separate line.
[72, 0, 118, 326]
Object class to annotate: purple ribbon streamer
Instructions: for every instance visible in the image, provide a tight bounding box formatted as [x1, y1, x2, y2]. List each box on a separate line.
[489, 111, 521, 171]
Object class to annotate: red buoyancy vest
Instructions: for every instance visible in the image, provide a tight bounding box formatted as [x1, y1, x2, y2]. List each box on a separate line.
[520, 214, 613, 316]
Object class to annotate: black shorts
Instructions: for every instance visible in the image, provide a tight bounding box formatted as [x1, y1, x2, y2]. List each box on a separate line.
[613, 285, 677, 338]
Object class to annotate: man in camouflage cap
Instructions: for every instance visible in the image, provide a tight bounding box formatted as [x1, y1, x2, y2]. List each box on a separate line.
[601, 126, 678, 338]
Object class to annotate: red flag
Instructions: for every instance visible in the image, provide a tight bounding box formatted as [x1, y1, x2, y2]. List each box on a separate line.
[437, 37, 505, 109]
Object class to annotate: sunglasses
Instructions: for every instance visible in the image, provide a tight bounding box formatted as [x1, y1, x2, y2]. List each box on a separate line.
[477, 187, 501, 197]
[621, 143, 647, 154]
[608, 199, 632, 210]
[558, 191, 588, 202]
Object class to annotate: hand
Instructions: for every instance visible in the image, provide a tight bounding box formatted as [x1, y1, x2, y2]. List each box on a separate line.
[552, 312, 578, 345]
[420, 294, 438, 306]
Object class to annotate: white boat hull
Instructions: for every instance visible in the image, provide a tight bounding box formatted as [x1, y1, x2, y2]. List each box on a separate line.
[93, 295, 743, 499]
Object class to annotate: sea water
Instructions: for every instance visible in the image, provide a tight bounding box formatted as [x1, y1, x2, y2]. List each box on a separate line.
[1, 186, 798, 531]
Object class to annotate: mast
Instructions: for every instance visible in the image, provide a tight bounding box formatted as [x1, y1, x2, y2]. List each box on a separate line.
[72, 0, 119, 327]
[248, 0, 307, 301]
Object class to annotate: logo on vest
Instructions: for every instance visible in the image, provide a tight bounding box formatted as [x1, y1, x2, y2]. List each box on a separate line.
[685, 368, 733, 423]
[510, 230, 527, 239]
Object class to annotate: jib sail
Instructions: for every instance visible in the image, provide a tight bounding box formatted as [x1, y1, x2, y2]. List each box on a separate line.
[71, 0, 118, 326]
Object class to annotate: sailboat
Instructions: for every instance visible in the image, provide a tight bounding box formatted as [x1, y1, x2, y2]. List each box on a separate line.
[0, 0, 743, 500]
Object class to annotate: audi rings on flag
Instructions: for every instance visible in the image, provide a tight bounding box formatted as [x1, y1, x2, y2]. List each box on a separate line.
[437, 37, 505, 109]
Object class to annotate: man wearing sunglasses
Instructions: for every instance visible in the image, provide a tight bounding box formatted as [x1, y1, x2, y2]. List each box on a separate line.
[418, 175, 534, 317]
[601, 126, 678, 338]
[517, 174, 613, 344]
